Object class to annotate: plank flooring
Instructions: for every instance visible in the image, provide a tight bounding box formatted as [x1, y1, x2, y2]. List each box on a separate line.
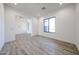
[0, 34, 79, 55]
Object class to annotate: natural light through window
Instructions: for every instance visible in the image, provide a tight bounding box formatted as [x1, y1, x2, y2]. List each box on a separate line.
[44, 17, 55, 33]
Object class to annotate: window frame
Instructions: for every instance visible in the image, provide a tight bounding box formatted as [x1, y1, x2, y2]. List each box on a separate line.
[43, 17, 56, 33]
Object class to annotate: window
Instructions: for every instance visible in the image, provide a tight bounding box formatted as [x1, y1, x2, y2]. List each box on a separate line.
[44, 17, 55, 33]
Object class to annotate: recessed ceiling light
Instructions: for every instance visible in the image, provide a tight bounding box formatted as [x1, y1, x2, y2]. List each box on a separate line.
[14, 3, 17, 5]
[59, 2, 63, 5]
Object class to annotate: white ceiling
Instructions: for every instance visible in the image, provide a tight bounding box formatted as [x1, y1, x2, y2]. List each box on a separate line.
[4, 3, 76, 18]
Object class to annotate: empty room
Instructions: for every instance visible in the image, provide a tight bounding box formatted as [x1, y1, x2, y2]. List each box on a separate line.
[0, 3, 79, 55]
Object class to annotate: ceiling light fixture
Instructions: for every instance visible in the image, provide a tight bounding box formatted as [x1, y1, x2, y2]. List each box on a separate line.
[59, 2, 63, 5]
[42, 6, 46, 10]
[14, 3, 17, 5]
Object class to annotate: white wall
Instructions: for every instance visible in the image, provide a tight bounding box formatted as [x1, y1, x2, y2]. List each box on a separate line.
[5, 6, 32, 42]
[38, 5, 76, 44]
[76, 4, 79, 49]
[31, 18, 39, 36]
[0, 4, 5, 50]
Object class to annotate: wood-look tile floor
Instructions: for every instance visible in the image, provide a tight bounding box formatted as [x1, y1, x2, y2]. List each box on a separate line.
[1, 34, 79, 55]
